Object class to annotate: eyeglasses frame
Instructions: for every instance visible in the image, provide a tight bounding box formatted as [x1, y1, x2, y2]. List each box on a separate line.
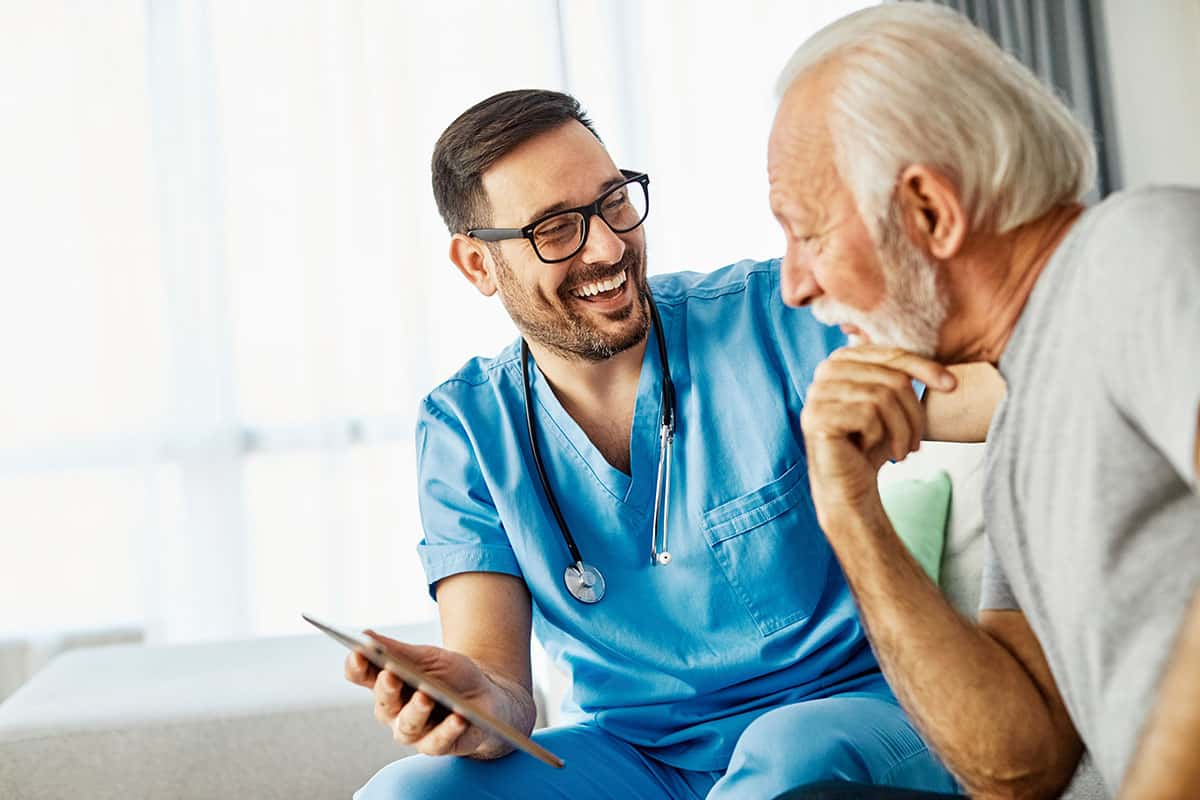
[466, 169, 650, 264]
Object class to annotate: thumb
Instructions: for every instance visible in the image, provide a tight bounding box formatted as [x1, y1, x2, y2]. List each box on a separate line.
[363, 630, 439, 666]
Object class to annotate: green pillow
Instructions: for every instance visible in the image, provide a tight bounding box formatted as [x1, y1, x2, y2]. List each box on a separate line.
[879, 470, 952, 583]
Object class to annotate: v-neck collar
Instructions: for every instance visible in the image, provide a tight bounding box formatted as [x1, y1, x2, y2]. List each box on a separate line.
[518, 322, 666, 514]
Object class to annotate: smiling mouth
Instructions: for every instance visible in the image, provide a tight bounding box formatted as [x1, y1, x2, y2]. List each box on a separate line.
[568, 269, 628, 301]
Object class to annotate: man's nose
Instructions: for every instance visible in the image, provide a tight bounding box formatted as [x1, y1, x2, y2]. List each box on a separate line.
[579, 215, 626, 265]
[780, 243, 819, 307]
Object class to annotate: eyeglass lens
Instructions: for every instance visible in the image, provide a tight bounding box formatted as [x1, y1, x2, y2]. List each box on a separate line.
[531, 179, 648, 262]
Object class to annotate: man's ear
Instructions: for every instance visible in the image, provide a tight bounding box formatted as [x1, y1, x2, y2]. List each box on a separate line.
[896, 165, 968, 260]
[449, 234, 498, 297]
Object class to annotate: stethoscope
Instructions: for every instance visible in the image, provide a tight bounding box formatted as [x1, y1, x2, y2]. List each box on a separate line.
[521, 294, 676, 604]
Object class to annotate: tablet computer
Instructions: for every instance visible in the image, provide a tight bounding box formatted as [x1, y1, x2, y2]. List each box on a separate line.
[302, 613, 564, 768]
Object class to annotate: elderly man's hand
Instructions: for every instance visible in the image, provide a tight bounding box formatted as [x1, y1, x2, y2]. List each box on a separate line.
[801, 346, 957, 518]
[343, 631, 513, 759]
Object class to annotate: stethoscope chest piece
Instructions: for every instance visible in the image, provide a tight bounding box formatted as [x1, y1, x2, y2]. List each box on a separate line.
[524, 293, 676, 605]
[564, 561, 606, 604]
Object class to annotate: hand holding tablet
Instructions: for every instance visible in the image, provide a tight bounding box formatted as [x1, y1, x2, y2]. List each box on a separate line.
[304, 613, 564, 768]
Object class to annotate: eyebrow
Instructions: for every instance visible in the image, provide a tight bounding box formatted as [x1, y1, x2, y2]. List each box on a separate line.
[771, 190, 820, 230]
[526, 174, 628, 223]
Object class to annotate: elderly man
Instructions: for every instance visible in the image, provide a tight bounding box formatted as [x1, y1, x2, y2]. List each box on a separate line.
[341, 88, 988, 799]
[768, 5, 1200, 800]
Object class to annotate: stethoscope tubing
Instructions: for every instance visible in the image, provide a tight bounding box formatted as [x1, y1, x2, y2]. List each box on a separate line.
[522, 291, 676, 602]
[521, 339, 587, 568]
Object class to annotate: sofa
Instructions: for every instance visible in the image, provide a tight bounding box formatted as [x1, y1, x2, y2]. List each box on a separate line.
[0, 442, 1103, 799]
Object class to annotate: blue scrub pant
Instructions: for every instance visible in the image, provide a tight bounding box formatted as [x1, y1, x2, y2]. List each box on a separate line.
[353, 693, 958, 799]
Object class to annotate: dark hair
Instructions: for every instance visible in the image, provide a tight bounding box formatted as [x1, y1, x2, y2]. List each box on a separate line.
[431, 89, 601, 234]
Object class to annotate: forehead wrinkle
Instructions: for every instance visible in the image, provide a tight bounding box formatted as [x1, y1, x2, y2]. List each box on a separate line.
[769, 133, 835, 230]
[770, 73, 846, 234]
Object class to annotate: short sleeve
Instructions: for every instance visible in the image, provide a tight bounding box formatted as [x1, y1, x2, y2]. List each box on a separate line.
[978, 536, 1020, 613]
[1098, 191, 1200, 486]
[414, 396, 523, 598]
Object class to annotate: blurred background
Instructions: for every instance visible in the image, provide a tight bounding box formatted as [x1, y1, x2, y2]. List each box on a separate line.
[1, 0, 1198, 700]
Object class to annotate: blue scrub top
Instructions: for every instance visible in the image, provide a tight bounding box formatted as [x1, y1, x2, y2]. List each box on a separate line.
[415, 259, 881, 771]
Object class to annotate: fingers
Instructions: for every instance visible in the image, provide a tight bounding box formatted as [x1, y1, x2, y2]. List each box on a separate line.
[356, 635, 497, 758]
[409, 712, 473, 756]
[802, 397, 893, 470]
[369, 668, 432, 742]
[363, 628, 401, 648]
[344, 652, 379, 688]
[828, 345, 956, 392]
[810, 359, 925, 458]
[385, 689, 476, 757]
[363, 630, 440, 669]
[372, 669, 411, 725]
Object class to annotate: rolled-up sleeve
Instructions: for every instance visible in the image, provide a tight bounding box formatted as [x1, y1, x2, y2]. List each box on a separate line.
[415, 396, 523, 598]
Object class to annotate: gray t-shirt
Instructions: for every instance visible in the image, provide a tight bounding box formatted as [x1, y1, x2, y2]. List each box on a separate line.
[981, 186, 1200, 796]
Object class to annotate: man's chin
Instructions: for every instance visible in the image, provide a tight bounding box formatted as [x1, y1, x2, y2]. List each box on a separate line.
[580, 297, 650, 360]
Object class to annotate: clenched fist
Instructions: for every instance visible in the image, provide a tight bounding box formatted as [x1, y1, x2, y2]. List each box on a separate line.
[801, 345, 957, 519]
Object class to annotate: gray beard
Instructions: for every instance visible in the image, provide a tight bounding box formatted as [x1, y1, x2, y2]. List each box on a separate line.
[811, 209, 947, 357]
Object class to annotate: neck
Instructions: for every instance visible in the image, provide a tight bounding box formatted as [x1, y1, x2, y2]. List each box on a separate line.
[941, 203, 1085, 365]
[526, 334, 649, 416]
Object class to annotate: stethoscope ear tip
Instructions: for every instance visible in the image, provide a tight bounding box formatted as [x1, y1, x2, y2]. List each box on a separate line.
[654, 551, 672, 566]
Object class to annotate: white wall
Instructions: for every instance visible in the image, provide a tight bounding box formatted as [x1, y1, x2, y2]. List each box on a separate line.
[1102, 0, 1200, 188]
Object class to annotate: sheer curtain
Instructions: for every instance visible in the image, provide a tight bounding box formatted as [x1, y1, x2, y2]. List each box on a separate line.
[1, 0, 872, 651]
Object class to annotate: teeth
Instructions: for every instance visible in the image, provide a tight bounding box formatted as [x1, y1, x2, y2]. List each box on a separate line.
[571, 270, 627, 298]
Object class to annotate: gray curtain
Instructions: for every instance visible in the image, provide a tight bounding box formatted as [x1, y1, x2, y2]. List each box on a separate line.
[918, 0, 1120, 198]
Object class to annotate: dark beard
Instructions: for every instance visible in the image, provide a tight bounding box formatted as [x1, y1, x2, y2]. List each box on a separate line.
[494, 246, 651, 362]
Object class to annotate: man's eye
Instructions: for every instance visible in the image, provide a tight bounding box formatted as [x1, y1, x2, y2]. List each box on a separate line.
[603, 191, 628, 211]
[537, 222, 576, 242]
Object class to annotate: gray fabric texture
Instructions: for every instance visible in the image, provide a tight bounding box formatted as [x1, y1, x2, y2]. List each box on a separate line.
[982, 186, 1200, 795]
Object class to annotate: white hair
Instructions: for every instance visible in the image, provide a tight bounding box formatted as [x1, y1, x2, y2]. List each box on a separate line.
[776, 3, 1097, 236]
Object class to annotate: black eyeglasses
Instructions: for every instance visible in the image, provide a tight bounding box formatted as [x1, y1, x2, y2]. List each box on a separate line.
[468, 169, 650, 264]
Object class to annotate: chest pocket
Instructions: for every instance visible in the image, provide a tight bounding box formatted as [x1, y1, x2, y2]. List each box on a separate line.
[700, 459, 831, 637]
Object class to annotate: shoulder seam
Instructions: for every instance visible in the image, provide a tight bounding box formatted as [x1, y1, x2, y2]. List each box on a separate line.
[428, 350, 520, 394]
[653, 261, 778, 308]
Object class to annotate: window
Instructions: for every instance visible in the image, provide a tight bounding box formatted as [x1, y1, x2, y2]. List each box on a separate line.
[1, 0, 872, 644]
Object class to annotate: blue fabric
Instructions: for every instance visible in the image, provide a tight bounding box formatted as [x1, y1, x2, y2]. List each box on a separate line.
[354, 673, 959, 799]
[411, 259, 933, 777]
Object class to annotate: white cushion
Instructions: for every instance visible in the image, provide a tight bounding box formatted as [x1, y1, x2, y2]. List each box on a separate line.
[0, 624, 438, 800]
[880, 441, 988, 617]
